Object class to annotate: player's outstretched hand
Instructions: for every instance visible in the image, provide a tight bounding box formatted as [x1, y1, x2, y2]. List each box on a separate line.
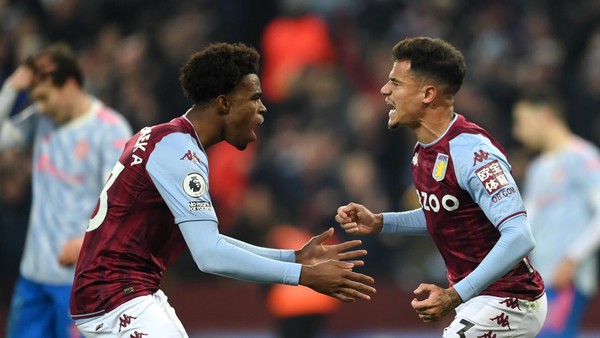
[295, 227, 367, 266]
[411, 283, 462, 322]
[335, 203, 382, 235]
[299, 260, 376, 303]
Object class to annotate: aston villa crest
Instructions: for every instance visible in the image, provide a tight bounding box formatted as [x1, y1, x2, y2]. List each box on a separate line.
[432, 153, 449, 182]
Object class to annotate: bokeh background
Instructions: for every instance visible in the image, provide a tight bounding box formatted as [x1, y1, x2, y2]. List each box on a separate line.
[1, 0, 600, 337]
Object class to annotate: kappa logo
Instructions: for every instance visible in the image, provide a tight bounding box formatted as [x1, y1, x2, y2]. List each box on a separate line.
[180, 150, 200, 163]
[183, 173, 207, 198]
[118, 314, 137, 332]
[412, 152, 419, 166]
[130, 331, 148, 338]
[473, 149, 490, 166]
[477, 331, 497, 338]
[489, 312, 511, 330]
[432, 153, 449, 182]
[499, 297, 521, 310]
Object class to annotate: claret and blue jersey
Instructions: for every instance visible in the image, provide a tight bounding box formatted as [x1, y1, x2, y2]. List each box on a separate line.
[411, 114, 544, 300]
[71, 116, 215, 318]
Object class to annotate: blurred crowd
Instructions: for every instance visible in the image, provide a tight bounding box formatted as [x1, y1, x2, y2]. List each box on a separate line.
[1, 0, 600, 310]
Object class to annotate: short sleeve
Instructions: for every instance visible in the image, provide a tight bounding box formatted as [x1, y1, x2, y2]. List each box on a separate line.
[450, 133, 526, 227]
[146, 132, 218, 224]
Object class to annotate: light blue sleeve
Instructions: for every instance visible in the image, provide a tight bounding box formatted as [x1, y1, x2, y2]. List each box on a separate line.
[221, 235, 296, 262]
[146, 132, 217, 224]
[0, 81, 36, 150]
[450, 134, 526, 226]
[453, 215, 535, 300]
[179, 219, 301, 284]
[449, 134, 534, 301]
[566, 146, 600, 261]
[381, 208, 428, 235]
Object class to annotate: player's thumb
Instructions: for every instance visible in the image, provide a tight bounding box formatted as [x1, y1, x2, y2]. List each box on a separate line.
[413, 283, 429, 295]
[315, 227, 334, 244]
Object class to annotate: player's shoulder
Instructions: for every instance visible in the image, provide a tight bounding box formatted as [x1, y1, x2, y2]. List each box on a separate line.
[449, 115, 503, 152]
[561, 136, 600, 174]
[448, 133, 508, 175]
[449, 132, 503, 160]
[140, 117, 191, 141]
[566, 136, 600, 160]
[132, 117, 200, 156]
[92, 100, 128, 127]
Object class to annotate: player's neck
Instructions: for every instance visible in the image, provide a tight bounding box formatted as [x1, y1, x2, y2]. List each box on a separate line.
[543, 126, 572, 153]
[185, 105, 222, 150]
[416, 108, 454, 144]
[71, 91, 91, 118]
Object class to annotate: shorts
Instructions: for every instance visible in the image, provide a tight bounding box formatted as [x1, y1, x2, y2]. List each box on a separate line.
[6, 275, 80, 338]
[75, 290, 188, 338]
[443, 293, 547, 337]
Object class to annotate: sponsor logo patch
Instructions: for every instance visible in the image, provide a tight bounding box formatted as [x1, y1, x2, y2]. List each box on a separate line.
[432, 153, 449, 181]
[188, 201, 212, 211]
[476, 160, 509, 195]
[183, 173, 206, 198]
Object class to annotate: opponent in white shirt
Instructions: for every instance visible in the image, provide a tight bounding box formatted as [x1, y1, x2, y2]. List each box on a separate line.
[513, 88, 600, 337]
[0, 43, 132, 338]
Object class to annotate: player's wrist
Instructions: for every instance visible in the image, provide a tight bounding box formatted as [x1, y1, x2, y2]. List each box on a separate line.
[447, 287, 463, 307]
[374, 213, 384, 233]
[294, 249, 305, 264]
[298, 264, 314, 287]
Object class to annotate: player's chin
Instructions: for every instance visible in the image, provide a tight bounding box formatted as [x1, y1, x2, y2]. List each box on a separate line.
[388, 119, 400, 130]
[233, 133, 256, 150]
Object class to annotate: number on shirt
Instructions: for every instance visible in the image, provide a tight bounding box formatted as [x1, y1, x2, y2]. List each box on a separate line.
[457, 319, 475, 338]
[87, 161, 125, 232]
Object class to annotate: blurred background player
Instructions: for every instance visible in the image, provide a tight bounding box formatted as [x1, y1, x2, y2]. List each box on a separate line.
[0, 43, 132, 338]
[513, 87, 600, 338]
[71, 42, 375, 337]
[336, 37, 546, 337]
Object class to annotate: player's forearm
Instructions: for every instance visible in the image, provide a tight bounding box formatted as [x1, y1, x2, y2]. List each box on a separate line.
[180, 220, 300, 284]
[0, 81, 18, 123]
[221, 235, 295, 262]
[0, 82, 31, 150]
[453, 215, 535, 301]
[381, 208, 428, 235]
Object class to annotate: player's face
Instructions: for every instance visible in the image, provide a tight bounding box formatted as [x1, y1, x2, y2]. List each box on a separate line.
[223, 74, 266, 150]
[380, 60, 427, 130]
[31, 82, 71, 124]
[30, 55, 70, 124]
[512, 102, 544, 150]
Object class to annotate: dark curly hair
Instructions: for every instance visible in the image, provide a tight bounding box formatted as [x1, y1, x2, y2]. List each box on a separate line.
[392, 37, 466, 95]
[179, 42, 260, 105]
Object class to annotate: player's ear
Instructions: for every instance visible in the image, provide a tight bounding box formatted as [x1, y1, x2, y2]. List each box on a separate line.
[423, 85, 436, 104]
[216, 95, 230, 115]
